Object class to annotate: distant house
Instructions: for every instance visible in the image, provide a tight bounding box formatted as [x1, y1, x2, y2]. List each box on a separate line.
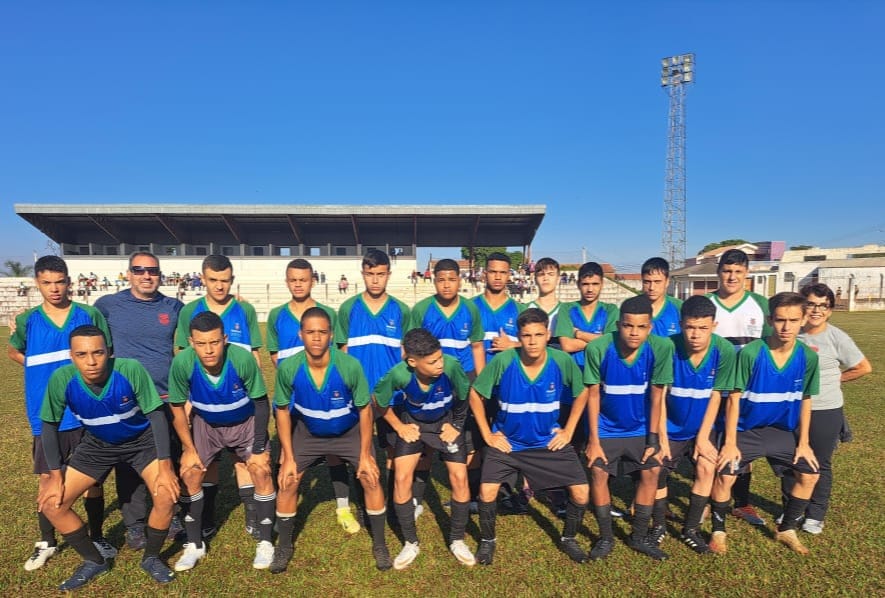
[777, 244, 885, 310]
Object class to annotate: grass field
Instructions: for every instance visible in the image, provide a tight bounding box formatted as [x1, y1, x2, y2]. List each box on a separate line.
[0, 313, 882, 596]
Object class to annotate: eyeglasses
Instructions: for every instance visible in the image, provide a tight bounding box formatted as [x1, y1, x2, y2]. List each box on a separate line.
[805, 302, 830, 312]
[130, 266, 161, 276]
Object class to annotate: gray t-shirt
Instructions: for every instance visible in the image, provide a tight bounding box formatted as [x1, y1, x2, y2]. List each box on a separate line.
[798, 324, 865, 410]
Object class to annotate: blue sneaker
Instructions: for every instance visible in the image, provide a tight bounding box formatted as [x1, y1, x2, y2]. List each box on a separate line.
[141, 556, 175, 584]
[58, 559, 109, 591]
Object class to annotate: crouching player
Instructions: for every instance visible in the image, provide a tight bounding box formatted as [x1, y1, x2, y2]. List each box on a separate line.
[469, 308, 591, 565]
[168, 312, 275, 572]
[654, 296, 735, 553]
[710, 292, 820, 555]
[38, 326, 179, 590]
[272, 308, 391, 573]
[374, 328, 474, 569]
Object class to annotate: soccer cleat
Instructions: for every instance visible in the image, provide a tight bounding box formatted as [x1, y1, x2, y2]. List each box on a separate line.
[373, 544, 393, 571]
[629, 535, 669, 561]
[92, 537, 118, 560]
[560, 537, 589, 563]
[775, 529, 810, 555]
[732, 505, 766, 526]
[174, 542, 207, 572]
[126, 525, 147, 550]
[269, 545, 294, 574]
[336, 507, 361, 534]
[449, 540, 476, 566]
[475, 539, 496, 566]
[413, 503, 425, 521]
[141, 556, 175, 583]
[201, 525, 218, 540]
[709, 531, 727, 554]
[679, 529, 712, 554]
[589, 538, 615, 561]
[802, 518, 824, 535]
[24, 541, 57, 571]
[253, 540, 275, 569]
[58, 559, 109, 590]
[393, 541, 420, 570]
[610, 506, 625, 518]
[649, 524, 667, 546]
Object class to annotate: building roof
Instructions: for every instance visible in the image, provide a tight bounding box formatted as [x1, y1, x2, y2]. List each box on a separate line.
[815, 257, 885, 269]
[15, 203, 546, 248]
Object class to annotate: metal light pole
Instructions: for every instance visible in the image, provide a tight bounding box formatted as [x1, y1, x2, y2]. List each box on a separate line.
[661, 53, 695, 268]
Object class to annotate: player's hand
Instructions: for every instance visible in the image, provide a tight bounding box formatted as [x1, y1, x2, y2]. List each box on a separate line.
[278, 458, 298, 492]
[246, 451, 272, 477]
[693, 438, 718, 465]
[439, 423, 460, 444]
[397, 423, 420, 443]
[491, 328, 510, 352]
[657, 441, 671, 464]
[485, 431, 512, 453]
[9, 308, 25, 334]
[547, 428, 572, 451]
[154, 460, 181, 503]
[357, 454, 380, 489]
[585, 442, 607, 466]
[794, 444, 819, 473]
[640, 445, 661, 465]
[179, 448, 206, 476]
[37, 470, 65, 512]
[717, 444, 742, 474]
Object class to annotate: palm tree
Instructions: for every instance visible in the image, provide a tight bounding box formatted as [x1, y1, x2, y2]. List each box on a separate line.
[1, 260, 34, 277]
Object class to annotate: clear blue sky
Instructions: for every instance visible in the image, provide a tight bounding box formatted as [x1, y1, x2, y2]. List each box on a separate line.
[1, 1, 882, 272]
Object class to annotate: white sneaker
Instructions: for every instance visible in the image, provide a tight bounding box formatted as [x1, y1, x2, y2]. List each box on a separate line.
[92, 537, 118, 559]
[413, 501, 425, 521]
[449, 540, 476, 566]
[24, 541, 57, 571]
[393, 541, 420, 570]
[801, 518, 824, 535]
[174, 542, 207, 571]
[253, 540, 274, 570]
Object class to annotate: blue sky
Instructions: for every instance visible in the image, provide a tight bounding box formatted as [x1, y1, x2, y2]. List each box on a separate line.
[1, 1, 882, 272]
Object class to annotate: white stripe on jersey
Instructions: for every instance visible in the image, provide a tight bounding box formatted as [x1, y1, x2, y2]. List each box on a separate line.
[743, 390, 803, 403]
[74, 405, 141, 427]
[26, 349, 71, 367]
[499, 401, 559, 414]
[409, 394, 452, 411]
[482, 332, 518, 342]
[191, 395, 252, 413]
[602, 382, 649, 395]
[230, 341, 252, 352]
[347, 334, 402, 349]
[277, 346, 305, 360]
[293, 401, 354, 420]
[669, 386, 713, 399]
[439, 338, 470, 350]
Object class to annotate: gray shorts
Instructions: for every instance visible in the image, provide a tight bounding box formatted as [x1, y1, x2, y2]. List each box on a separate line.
[293, 421, 374, 474]
[193, 414, 264, 466]
[32, 428, 85, 475]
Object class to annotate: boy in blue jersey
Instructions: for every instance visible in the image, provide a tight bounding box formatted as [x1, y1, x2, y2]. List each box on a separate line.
[271, 308, 392, 573]
[469, 308, 591, 565]
[375, 328, 474, 569]
[555, 261, 619, 369]
[641, 257, 682, 337]
[473, 252, 523, 364]
[8, 255, 115, 571]
[38, 326, 180, 590]
[168, 312, 275, 572]
[653, 296, 735, 554]
[584, 295, 673, 561]
[710, 292, 821, 555]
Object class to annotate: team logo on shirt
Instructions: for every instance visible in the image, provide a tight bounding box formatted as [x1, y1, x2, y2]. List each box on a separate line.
[234, 323, 241, 331]
[386, 319, 398, 336]
[120, 395, 132, 405]
[158, 313, 170, 326]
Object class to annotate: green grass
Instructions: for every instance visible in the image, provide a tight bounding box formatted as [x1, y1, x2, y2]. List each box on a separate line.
[0, 314, 883, 596]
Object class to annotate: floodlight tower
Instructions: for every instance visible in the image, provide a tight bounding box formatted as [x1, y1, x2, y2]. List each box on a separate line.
[660, 53, 695, 268]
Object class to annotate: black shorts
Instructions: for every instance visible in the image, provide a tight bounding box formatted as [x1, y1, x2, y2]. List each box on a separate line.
[662, 430, 716, 473]
[32, 428, 85, 475]
[376, 418, 398, 451]
[392, 411, 466, 464]
[293, 421, 375, 474]
[68, 429, 159, 482]
[592, 436, 661, 476]
[462, 412, 483, 455]
[482, 445, 587, 491]
[558, 402, 589, 453]
[721, 426, 817, 477]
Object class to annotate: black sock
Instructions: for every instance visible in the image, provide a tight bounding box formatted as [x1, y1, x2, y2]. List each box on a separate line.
[449, 500, 471, 544]
[84, 495, 104, 540]
[478, 500, 497, 542]
[733, 471, 751, 508]
[143, 526, 168, 560]
[38, 512, 56, 546]
[239, 485, 256, 528]
[683, 493, 708, 532]
[182, 490, 204, 547]
[328, 463, 350, 502]
[632, 503, 653, 541]
[276, 514, 296, 550]
[202, 483, 218, 530]
[468, 468, 481, 502]
[63, 524, 103, 564]
[394, 501, 418, 544]
[367, 511, 388, 549]
[412, 469, 430, 506]
[593, 504, 614, 541]
[562, 499, 587, 539]
[652, 497, 668, 528]
[386, 469, 396, 510]
[255, 492, 276, 543]
[779, 497, 810, 532]
[711, 500, 730, 533]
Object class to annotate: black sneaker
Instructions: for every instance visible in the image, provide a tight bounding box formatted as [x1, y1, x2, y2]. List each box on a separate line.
[58, 559, 109, 591]
[590, 538, 615, 561]
[649, 524, 667, 545]
[269, 545, 294, 574]
[126, 524, 146, 550]
[140, 556, 175, 583]
[201, 526, 218, 540]
[629, 535, 669, 561]
[680, 528, 712, 554]
[372, 544, 393, 571]
[476, 540, 496, 566]
[559, 538, 588, 563]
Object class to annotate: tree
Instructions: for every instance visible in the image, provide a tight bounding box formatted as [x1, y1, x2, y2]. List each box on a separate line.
[460, 247, 524, 268]
[1, 260, 33, 277]
[699, 239, 750, 254]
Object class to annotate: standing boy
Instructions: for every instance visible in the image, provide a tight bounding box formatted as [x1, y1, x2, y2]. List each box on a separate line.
[640, 257, 682, 337]
[525, 257, 563, 344]
[472, 252, 524, 364]
[555, 261, 619, 369]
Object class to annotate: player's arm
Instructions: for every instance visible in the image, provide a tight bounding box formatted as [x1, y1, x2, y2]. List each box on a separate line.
[252, 349, 262, 368]
[8, 312, 27, 366]
[471, 341, 486, 374]
[841, 356, 872, 382]
[584, 383, 606, 465]
[7, 344, 24, 366]
[657, 386, 670, 462]
[468, 387, 509, 451]
[357, 403, 380, 487]
[443, 396, 468, 443]
[145, 406, 180, 502]
[557, 334, 587, 353]
[717, 390, 741, 473]
[246, 396, 272, 475]
[380, 396, 419, 443]
[694, 390, 721, 464]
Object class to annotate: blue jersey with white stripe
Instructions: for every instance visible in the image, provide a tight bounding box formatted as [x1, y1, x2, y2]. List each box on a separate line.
[335, 295, 408, 390]
[556, 302, 618, 368]
[177, 298, 261, 353]
[473, 296, 522, 364]
[652, 297, 682, 337]
[409, 297, 483, 373]
[266, 302, 337, 363]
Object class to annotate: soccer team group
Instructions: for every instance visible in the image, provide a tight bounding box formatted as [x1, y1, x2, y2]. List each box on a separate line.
[10, 246, 871, 590]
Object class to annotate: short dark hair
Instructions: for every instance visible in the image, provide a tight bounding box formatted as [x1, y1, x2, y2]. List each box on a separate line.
[402, 328, 441, 357]
[286, 258, 314, 273]
[69, 324, 107, 344]
[434, 259, 460, 275]
[517, 307, 549, 330]
[577, 261, 604, 281]
[800, 283, 835, 308]
[202, 254, 233, 273]
[620, 295, 653, 318]
[486, 252, 511, 267]
[302, 306, 331, 326]
[189, 311, 224, 334]
[641, 257, 670, 277]
[769, 291, 806, 314]
[681, 295, 716, 320]
[534, 257, 559, 273]
[35, 255, 68, 277]
[128, 251, 159, 268]
[362, 249, 390, 269]
[717, 249, 749, 271]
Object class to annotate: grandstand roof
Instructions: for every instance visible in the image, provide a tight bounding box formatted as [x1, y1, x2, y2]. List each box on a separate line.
[15, 203, 546, 248]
